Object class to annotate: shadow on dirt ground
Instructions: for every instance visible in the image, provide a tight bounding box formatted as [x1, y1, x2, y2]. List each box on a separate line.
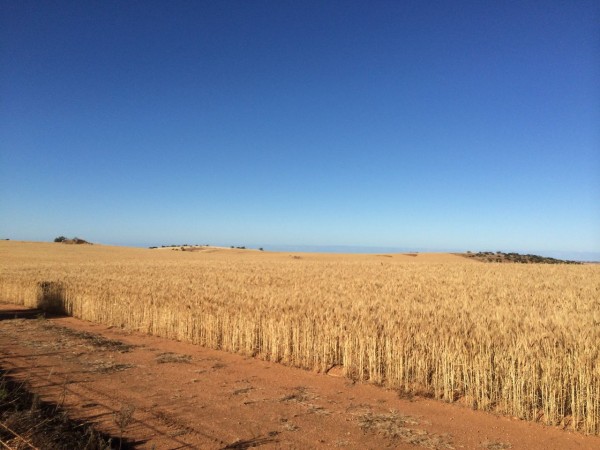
[0, 368, 143, 449]
[0, 309, 49, 321]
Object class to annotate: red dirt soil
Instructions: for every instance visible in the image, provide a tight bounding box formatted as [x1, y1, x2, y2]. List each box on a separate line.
[0, 304, 598, 450]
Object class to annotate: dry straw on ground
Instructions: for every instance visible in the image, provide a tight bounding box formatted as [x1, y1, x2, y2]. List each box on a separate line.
[1, 241, 599, 434]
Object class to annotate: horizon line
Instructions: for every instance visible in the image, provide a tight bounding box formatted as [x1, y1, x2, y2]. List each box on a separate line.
[5, 239, 597, 262]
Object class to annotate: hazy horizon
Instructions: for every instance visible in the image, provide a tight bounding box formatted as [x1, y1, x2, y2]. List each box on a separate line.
[4, 237, 598, 262]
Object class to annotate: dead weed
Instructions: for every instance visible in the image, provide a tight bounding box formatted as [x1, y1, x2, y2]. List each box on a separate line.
[155, 352, 192, 364]
[481, 441, 511, 450]
[358, 410, 453, 449]
[87, 361, 135, 374]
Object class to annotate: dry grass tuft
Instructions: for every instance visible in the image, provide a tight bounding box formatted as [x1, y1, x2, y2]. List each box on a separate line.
[88, 361, 135, 374]
[358, 410, 453, 449]
[232, 386, 253, 396]
[280, 387, 310, 403]
[155, 352, 192, 364]
[221, 431, 279, 449]
[481, 441, 512, 450]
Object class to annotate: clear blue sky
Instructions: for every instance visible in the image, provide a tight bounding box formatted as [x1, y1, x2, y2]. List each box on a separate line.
[1, 1, 599, 258]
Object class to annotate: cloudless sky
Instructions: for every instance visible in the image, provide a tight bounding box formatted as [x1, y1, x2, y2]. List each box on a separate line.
[1, 1, 599, 258]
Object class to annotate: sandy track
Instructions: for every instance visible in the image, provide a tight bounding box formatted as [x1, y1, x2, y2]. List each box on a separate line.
[0, 304, 598, 449]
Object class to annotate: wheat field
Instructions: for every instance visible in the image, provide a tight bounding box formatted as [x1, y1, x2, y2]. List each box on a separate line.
[1, 241, 599, 434]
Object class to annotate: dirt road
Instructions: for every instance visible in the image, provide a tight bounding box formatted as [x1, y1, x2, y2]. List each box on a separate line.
[0, 304, 598, 449]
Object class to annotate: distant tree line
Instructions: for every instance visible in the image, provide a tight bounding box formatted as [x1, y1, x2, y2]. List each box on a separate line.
[148, 244, 264, 251]
[465, 251, 581, 264]
[54, 236, 90, 245]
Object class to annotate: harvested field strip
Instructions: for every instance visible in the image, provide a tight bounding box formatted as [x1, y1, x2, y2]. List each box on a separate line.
[1, 242, 599, 434]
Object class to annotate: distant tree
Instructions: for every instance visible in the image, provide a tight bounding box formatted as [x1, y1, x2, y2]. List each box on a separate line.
[54, 236, 67, 242]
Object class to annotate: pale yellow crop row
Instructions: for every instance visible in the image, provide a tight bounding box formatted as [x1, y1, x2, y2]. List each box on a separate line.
[1, 241, 599, 434]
